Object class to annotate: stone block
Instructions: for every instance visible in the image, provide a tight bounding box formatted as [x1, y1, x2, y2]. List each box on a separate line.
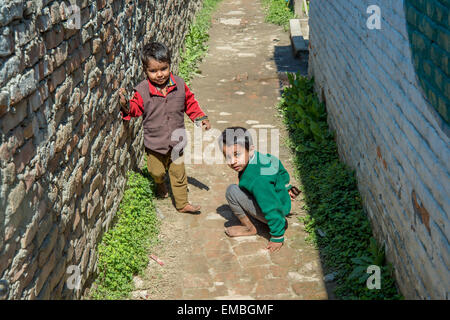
[52, 41, 69, 68]
[20, 215, 39, 248]
[0, 0, 24, 27]
[15, 254, 38, 296]
[38, 225, 58, 267]
[65, 50, 81, 75]
[49, 1, 61, 24]
[48, 258, 66, 292]
[9, 68, 37, 105]
[289, 19, 308, 58]
[8, 125, 24, 153]
[34, 250, 56, 297]
[0, 54, 22, 87]
[36, 8, 52, 32]
[35, 212, 53, 248]
[0, 89, 10, 116]
[13, 139, 36, 173]
[27, 87, 45, 111]
[49, 65, 66, 92]
[74, 236, 86, 262]
[436, 25, 450, 52]
[80, 6, 90, 27]
[0, 26, 13, 56]
[54, 122, 72, 153]
[1, 162, 15, 184]
[6, 180, 25, 216]
[14, 19, 36, 47]
[72, 68, 83, 88]
[92, 38, 102, 54]
[80, 245, 90, 272]
[44, 24, 64, 50]
[80, 41, 91, 63]
[54, 77, 73, 107]
[81, 24, 94, 44]
[90, 173, 103, 194]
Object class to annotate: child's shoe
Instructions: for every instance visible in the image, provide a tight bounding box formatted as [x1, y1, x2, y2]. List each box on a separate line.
[177, 203, 201, 214]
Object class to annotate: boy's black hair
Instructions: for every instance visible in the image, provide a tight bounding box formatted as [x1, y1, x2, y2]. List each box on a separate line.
[218, 126, 254, 151]
[141, 42, 171, 67]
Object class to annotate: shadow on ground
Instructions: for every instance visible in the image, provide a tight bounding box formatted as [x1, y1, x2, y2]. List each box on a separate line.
[273, 44, 308, 93]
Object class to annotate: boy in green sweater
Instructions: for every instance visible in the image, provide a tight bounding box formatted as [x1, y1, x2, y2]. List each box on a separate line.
[219, 127, 300, 252]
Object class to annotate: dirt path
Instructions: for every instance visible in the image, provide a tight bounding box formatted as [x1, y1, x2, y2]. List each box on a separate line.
[131, 0, 332, 300]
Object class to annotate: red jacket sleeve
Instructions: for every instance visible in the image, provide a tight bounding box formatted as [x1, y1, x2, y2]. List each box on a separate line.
[184, 83, 206, 121]
[121, 91, 144, 120]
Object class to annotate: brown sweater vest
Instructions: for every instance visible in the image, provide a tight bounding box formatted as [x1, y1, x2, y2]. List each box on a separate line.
[134, 76, 187, 155]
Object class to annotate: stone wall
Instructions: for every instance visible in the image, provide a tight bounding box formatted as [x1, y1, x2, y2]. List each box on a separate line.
[0, 0, 202, 299]
[308, 0, 449, 299]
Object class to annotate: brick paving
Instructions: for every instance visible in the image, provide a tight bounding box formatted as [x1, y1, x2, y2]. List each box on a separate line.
[132, 0, 331, 300]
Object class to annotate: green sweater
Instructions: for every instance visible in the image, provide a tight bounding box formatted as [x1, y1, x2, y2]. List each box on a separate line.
[238, 151, 292, 243]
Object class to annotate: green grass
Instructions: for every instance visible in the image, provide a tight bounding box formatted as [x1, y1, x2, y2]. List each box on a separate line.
[278, 74, 402, 300]
[179, 0, 223, 85]
[261, 0, 296, 31]
[90, 168, 160, 299]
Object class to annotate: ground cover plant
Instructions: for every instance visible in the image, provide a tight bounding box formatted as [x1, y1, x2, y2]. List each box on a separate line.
[278, 74, 402, 299]
[90, 169, 160, 299]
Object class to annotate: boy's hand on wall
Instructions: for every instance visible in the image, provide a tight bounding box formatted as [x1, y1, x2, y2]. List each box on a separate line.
[202, 119, 211, 130]
[266, 241, 283, 253]
[118, 88, 129, 112]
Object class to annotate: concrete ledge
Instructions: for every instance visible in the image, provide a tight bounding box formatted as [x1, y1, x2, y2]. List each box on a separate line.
[290, 19, 308, 58]
[299, 18, 309, 39]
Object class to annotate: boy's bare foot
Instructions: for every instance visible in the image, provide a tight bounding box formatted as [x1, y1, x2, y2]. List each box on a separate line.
[155, 183, 168, 198]
[225, 225, 257, 237]
[177, 203, 201, 214]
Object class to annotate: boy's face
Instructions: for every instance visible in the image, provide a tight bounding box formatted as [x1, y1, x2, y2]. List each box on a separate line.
[222, 144, 254, 172]
[144, 58, 170, 86]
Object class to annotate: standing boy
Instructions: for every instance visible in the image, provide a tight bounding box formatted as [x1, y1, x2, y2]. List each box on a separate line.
[219, 127, 300, 252]
[119, 42, 211, 213]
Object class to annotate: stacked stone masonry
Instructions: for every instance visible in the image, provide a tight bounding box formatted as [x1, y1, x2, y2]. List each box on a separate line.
[308, 0, 449, 299]
[0, 0, 202, 299]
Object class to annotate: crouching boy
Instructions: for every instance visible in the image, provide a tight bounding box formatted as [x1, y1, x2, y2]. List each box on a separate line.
[219, 127, 300, 252]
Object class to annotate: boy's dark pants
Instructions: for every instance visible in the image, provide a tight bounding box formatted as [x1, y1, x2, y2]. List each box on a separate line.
[146, 148, 188, 210]
[225, 184, 268, 224]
